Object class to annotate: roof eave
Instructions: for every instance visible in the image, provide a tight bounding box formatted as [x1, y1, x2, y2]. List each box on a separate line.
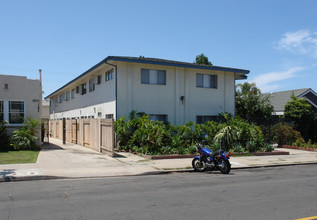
[107, 56, 250, 74]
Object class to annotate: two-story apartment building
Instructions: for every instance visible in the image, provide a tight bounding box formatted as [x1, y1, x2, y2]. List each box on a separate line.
[0, 74, 42, 133]
[45, 56, 249, 125]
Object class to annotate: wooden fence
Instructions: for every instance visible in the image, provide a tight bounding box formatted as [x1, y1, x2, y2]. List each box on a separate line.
[49, 118, 115, 157]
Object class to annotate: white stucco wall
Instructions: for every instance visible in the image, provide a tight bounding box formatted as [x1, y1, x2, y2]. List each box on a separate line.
[47, 60, 237, 125]
[0, 74, 42, 136]
[0, 74, 41, 123]
[117, 62, 236, 124]
[49, 65, 115, 119]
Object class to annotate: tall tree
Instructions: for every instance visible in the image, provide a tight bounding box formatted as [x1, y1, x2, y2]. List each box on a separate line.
[235, 82, 273, 124]
[194, 53, 212, 65]
[284, 94, 313, 140]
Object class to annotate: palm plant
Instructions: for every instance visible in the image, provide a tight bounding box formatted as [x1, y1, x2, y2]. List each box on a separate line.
[213, 126, 237, 149]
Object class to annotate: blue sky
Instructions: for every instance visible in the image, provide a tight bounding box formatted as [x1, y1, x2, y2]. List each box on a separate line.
[1, 0, 317, 96]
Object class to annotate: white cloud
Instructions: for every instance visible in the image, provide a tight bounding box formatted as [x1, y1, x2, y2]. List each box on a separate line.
[276, 30, 317, 57]
[251, 66, 305, 93]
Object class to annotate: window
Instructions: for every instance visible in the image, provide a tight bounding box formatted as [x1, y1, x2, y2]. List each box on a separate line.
[9, 101, 24, 124]
[141, 69, 166, 85]
[65, 91, 70, 101]
[81, 83, 87, 95]
[58, 95, 63, 103]
[71, 89, 75, 99]
[105, 69, 114, 81]
[4, 84, 8, 90]
[97, 75, 101, 85]
[55, 98, 58, 106]
[0, 101, 3, 121]
[196, 115, 217, 124]
[76, 86, 79, 94]
[89, 79, 95, 92]
[196, 74, 217, 88]
[149, 114, 167, 122]
[105, 114, 113, 119]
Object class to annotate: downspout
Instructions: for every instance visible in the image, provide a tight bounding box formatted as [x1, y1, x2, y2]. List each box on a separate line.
[104, 61, 118, 120]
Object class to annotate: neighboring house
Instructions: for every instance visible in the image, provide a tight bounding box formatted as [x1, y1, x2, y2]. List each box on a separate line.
[265, 88, 317, 115]
[41, 99, 50, 120]
[0, 74, 42, 134]
[45, 56, 249, 125]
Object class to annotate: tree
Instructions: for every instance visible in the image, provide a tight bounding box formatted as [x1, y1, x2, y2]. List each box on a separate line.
[194, 53, 212, 65]
[235, 82, 273, 124]
[284, 94, 313, 140]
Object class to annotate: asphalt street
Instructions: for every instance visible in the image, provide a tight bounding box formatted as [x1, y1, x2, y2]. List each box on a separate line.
[0, 165, 317, 220]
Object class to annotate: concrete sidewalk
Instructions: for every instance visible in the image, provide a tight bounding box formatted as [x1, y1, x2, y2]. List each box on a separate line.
[1, 138, 317, 182]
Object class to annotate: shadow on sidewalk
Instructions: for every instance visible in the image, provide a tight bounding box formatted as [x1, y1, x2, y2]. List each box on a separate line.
[113, 153, 126, 158]
[41, 143, 64, 151]
[0, 169, 16, 177]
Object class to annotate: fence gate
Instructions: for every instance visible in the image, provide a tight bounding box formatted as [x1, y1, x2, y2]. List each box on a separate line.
[49, 118, 115, 157]
[71, 119, 78, 144]
[55, 121, 59, 139]
[83, 119, 90, 147]
[100, 119, 115, 157]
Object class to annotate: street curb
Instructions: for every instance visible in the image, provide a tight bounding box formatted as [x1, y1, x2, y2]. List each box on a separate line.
[1, 162, 317, 182]
[0, 175, 64, 182]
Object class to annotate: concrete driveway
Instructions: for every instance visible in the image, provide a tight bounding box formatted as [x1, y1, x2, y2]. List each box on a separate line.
[36, 138, 159, 178]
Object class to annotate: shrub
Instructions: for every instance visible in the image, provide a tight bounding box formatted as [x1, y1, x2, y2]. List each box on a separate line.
[115, 110, 271, 155]
[0, 121, 10, 152]
[10, 117, 41, 150]
[274, 123, 302, 145]
[225, 116, 264, 147]
[213, 126, 237, 149]
[292, 137, 306, 148]
[246, 141, 260, 152]
[264, 144, 274, 152]
[233, 143, 245, 153]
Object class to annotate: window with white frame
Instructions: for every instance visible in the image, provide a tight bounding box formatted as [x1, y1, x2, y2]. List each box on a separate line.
[89, 78, 95, 92]
[9, 101, 24, 124]
[196, 115, 217, 124]
[105, 114, 113, 119]
[65, 91, 70, 101]
[0, 101, 3, 121]
[105, 69, 114, 81]
[141, 69, 166, 85]
[81, 83, 87, 95]
[149, 114, 168, 122]
[58, 95, 63, 103]
[196, 73, 217, 88]
[71, 89, 75, 99]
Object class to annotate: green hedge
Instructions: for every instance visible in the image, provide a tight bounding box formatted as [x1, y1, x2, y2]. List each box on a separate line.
[115, 112, 267, 155]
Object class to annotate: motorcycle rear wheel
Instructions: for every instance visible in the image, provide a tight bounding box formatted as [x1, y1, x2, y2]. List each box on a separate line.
[218, 159, 231, 174]
[192, 158, 206, 172]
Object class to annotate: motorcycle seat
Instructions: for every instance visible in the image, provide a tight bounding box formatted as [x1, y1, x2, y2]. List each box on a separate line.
[211, 149, 225, 157]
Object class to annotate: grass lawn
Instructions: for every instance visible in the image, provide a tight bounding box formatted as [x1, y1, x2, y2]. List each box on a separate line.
[0, 150, 40, 164]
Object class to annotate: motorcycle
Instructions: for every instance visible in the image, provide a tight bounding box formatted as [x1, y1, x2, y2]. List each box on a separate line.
[192, 140, 231, 174]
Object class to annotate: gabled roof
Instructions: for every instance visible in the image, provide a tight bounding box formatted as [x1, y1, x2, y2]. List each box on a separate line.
[264, 88, 312, 112]
[45, 56, 250, 99]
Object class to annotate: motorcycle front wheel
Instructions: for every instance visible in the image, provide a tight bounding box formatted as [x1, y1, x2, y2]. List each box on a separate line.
[218, 158, 231, 174]
[192, 158, 206, 172]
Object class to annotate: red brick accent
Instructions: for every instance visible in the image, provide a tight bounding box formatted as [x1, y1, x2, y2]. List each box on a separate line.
[279, 145, 317, 152]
